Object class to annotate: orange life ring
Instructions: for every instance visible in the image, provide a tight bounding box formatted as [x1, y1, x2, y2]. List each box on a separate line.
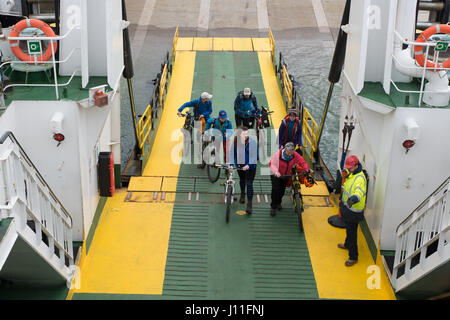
[9, 18, 57, 63]
[414, 24, 450, 70]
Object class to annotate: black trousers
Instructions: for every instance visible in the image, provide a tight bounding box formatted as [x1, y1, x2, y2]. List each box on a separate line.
[340, 203, 364, 261]
[238, 168, 256, 202]
[235, 115, 255, 129]
[270, 175, 289, 209]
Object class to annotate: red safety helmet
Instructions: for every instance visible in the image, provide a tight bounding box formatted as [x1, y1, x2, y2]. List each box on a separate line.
[344, 155, 359, 169]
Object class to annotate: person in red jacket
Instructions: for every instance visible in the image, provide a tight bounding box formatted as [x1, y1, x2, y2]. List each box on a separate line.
[269, 142, 311, 216]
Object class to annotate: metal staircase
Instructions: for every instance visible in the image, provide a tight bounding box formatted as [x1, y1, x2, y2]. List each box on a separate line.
[392, 176, 450, 298]
[0, 131, 75, 286]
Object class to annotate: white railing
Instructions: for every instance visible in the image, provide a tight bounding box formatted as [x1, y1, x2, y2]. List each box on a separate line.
[0, 131, 74, 281]
[392, 176, 450, 293]
[391, 30, 450, 107]
[1, 25, 80, 100]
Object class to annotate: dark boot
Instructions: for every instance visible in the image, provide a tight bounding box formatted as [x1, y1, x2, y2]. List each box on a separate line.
[270, 208, 276, 216]
[239, 193, 245, 204]
[246, 201, 252, 215]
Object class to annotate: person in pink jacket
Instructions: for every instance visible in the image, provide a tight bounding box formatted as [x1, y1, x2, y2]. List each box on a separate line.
[269, 142, 310, 216]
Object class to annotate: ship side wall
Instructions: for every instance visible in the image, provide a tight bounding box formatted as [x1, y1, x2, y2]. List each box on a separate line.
[0, 97, 118, 242]
[380, 107, 450, 250]
[0, 101, 83, 240]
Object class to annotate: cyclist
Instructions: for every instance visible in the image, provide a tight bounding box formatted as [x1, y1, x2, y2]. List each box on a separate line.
[205, 110, 233, 163]
[268, 142, 311, 217]
[177, 92, 213, 132]
[229, 126, 258, 214]
[278, 108, 303, 155]
[234, 87, 261, 128]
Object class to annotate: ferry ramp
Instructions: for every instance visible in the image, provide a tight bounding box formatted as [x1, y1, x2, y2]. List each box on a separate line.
[68, 37, 395, 300]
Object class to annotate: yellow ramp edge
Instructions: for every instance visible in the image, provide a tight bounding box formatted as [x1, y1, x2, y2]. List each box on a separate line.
[258, 50, 395, 300]
[232, 38, 254, 51]
[258, 51, 285, 129]
[70, 51, 196, 296]
[176, 37, 193, 51]
[213, 37, 233, 51]
[193, 37, 213, 51]
[252, 38, 271, 51]
[128, 176, 163, 192]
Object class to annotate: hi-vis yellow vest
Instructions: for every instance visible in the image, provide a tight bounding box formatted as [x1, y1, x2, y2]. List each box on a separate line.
[342, 171, 367, 212]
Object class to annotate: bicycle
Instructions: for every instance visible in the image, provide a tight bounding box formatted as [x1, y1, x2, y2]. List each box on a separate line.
[180, 111, 194, 144]
[211, 164, 244, 223]
[280, 166, 315, 232]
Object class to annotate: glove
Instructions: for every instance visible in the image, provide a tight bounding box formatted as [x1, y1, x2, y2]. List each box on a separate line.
[347, 195, 359, 207]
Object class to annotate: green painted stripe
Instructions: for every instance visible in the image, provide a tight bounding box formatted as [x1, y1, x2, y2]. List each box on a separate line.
[85, 197, 107, 255]
[360, 218, 377, 263]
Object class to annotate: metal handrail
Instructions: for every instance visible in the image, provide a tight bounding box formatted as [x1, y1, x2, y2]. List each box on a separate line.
[0, 131, 73, 226]
[4, 25, 81, 99]
[7, 25, 80, 41]
[392, 29, 450, 106]
[172, 26, 179, 62]
[268, 27, 275, 61]
[159, 63, 168, 107]
[0, 47, 78, 69]
[302, 108, 319, 158]
[395, 176, 450, 233]
[282, 64, 293, 109]
[138, 103, 152, 150]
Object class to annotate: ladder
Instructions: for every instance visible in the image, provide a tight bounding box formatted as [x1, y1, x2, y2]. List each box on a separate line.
[0, 131, 75, 286]
[392, 176, 450, 295]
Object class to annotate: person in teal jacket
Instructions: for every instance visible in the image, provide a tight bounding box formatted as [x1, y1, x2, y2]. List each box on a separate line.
[205, 110, 233, 163]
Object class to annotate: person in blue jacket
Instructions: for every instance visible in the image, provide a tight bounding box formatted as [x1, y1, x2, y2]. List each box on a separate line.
[278, 108, 303, 155]
[229, 126, 258, 214]
[205, 110, 233, 163]
[234, 88, 260, 129]
[177, 92, 213, 131]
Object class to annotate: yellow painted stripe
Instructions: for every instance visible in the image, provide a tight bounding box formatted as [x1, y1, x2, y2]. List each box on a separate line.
[252, 38, 271, 51]
[72, 190, 174, 295]
[193, 37, 213, 51]
[232, 38, 253, 51]
[258, 50, 395, 300]
[257, 51, 285, 129]
[176, 37, 193, 51]
[128, 176, 163, 192]
[302, 181, 330, 196]
[213, 37, 233, 51]
[143, 51, 196, 176]
[303, 207, 396, 300]
[71, 51, 196, 296]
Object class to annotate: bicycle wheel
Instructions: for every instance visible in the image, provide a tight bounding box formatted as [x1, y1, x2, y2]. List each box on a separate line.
[294, 192, 304, 232]
[206, 150, 220, 183]
[225, 186, 232, 223]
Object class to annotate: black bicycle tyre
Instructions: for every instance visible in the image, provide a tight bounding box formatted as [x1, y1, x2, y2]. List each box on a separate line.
[207, 163, 220, 183]
[226, 186, 232, 223]
[294, 192, 304, 232]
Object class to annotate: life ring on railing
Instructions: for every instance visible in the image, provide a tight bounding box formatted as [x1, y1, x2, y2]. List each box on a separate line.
[414, 24, 450, 70]
[9, 18, 57, 62]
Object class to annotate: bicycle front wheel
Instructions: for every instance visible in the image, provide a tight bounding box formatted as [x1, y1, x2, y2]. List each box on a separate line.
[294, 192, 304, 232]
[226, 186, 232, 223]
[206, 150, 220, 183]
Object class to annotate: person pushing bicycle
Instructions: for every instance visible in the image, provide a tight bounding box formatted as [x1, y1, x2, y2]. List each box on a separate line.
[177, 92, 213, 132]
[204, 110, 233, 163]
[268, 142, 312, 217]
[229, 126, 258, 214]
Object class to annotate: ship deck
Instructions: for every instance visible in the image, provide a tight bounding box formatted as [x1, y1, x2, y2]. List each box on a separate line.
[67, 38, 396, 300]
